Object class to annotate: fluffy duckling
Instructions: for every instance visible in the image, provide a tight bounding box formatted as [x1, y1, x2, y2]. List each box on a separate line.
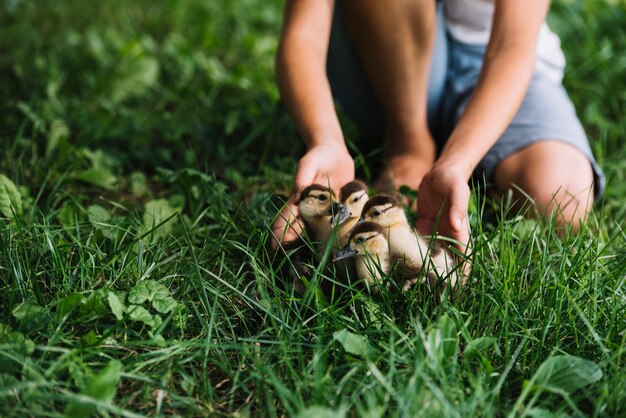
[333, 222, 392, 292]
[274, 184, 336, 295]
[330, 180, 370, 280]
[332, 180, 370, 246]
[298, 184, 339, 256]
[333, 221, 448, 295]
[359, 195, 458, 288]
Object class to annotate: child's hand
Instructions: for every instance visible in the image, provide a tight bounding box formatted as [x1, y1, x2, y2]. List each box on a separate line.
[271, 144, 354, 249]
[415, 163, 470, 253]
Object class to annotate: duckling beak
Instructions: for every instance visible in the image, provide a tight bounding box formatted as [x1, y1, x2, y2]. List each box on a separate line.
[355, 217, 366, 226]
[333, 244, 358, 262]
[331, 204, 351, 226]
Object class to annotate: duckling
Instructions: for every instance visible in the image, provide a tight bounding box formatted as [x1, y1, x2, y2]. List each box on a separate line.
[329, 180, 370, 281]
[333, 221, 445, 295]
[297, 184, 339, 257]
[332, 221, 392, 292]
[273, 185, 337, 295]
[359, 195, 458, 288]
[332, 180, 370, 247]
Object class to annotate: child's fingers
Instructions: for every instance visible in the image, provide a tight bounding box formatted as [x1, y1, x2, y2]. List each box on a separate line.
[448, 182, 470, 233]
[271, 201, 302, 249]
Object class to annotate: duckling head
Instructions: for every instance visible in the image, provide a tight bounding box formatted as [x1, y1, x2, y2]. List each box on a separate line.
[332, 180, 369, 226]
[297, 184, 337, 225]
[358, 194, 407, 228]
[333, 221, 388, 261]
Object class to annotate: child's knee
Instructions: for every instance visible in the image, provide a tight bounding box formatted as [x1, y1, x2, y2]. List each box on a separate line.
[495, 141, 595, 225]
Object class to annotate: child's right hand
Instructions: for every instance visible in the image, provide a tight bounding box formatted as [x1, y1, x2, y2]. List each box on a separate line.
[271, 143, 354, 249]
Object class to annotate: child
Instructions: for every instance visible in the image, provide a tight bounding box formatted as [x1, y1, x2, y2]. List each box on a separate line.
[271, 0, 604, 251]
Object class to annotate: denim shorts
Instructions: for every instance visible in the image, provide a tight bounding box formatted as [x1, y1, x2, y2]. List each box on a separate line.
[327, 3, 605, 199]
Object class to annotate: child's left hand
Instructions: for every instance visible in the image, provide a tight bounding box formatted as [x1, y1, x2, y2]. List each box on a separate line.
[415, 162, 471, 253]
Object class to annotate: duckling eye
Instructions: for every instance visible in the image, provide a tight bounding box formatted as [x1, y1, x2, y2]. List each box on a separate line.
[317, 195, 327, 202]
[352, 196, 360, 203]
[372, 210, 382, 217]
[356, 237, 366, 244]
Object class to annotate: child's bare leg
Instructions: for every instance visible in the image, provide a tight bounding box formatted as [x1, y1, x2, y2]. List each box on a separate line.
[342, 0, 437, 192]
[494, 141, 594, 231]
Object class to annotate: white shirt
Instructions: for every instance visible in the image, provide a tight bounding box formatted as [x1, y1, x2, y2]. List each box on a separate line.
[444, 0, 566, 83]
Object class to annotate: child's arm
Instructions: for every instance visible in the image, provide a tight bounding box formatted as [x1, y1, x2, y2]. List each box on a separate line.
[272, 0, 354, 248]
[416, 0, 551, 250]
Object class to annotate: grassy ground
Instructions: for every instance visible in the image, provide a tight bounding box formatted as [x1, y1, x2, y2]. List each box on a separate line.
[1, 0, 625, 416]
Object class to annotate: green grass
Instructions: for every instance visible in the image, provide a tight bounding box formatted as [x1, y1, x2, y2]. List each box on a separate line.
[0, 0, 625, 416]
